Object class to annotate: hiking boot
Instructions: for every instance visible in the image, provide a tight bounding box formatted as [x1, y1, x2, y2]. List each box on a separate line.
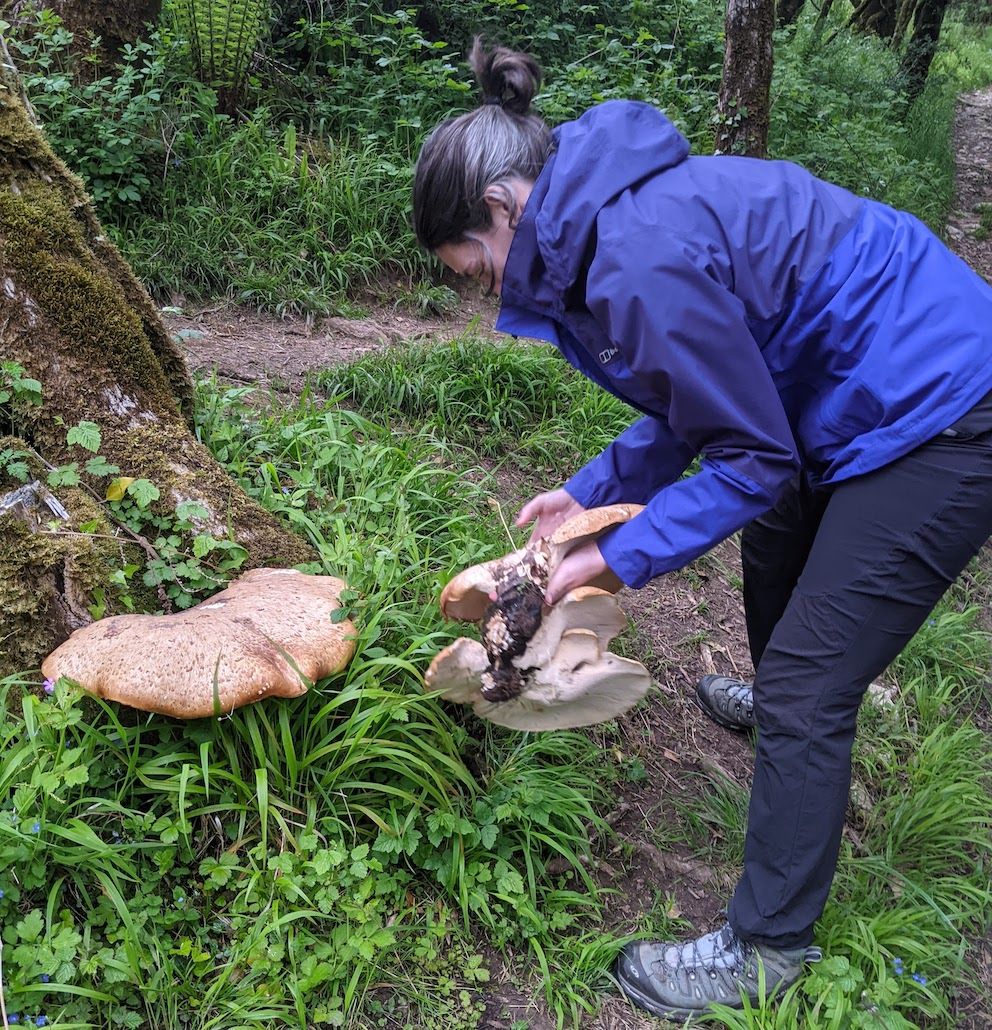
[615, 922, 817, 1022]
[695, 674, 756, 731]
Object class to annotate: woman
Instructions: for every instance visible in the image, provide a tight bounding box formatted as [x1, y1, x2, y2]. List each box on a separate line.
[413, 41, 992, 1022]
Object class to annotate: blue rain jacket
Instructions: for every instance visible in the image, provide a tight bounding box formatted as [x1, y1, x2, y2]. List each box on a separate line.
[496, 101, 992, 588]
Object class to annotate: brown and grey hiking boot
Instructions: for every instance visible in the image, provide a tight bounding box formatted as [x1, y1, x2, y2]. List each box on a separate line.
[615, 922, 817, 1022]
[695, 674, 756, 731]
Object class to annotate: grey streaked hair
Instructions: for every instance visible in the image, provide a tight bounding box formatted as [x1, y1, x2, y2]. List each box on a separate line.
[413, 39, 553, 252]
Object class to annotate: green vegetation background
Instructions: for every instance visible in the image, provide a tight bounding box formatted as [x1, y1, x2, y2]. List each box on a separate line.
[2, 2, 992, 1028]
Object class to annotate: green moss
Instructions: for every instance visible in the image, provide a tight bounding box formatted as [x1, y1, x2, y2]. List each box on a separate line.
[0, 183, 180, 414]
[0, 83, 312, 632]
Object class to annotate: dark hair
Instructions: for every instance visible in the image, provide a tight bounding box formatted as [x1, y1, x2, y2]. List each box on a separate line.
[412, 39, 553, 252]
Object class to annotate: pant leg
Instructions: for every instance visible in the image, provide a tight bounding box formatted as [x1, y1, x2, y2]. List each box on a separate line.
[741, 478, 830, 669]
[728, 426, 992, 949]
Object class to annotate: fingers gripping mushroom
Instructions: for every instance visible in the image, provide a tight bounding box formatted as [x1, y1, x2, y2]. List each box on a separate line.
[41, 568, 357, 719]
[426, 505, 652, 729]
[439, 503, 645, 623]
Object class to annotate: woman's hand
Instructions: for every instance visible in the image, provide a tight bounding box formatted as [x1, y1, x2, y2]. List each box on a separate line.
[515, 489, 585, 544]
[545, 541, 608, 605]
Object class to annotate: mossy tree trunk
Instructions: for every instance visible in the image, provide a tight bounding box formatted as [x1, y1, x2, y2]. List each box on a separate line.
[0, 41, 313, 676]
[716, 0, 775, 158]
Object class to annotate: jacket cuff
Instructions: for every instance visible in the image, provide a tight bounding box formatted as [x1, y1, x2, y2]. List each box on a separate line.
[564, 463, 612, 508]
[597, 523, 651, 589]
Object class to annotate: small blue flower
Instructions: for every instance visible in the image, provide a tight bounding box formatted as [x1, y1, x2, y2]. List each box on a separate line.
[176, 895, 185, 904]
[893, 957, 904, 974]
[36, 1017, 48, 1027]
[912, 973, 927, 985]
[42, 677, 56, 695]
[927, 618, 937, 626]
[0, 887, 5, 898]
[31, 821, 41, 833]
[8, 1015, 19, 1024]
[40, 973, 50, 983]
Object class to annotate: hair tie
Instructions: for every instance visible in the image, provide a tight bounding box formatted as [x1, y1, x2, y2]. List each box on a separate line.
[483, 94, 503, 106]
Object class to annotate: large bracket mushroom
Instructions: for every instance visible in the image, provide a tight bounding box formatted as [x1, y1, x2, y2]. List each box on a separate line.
[41, 568, 357, 718]
[426, 505, 652, 729]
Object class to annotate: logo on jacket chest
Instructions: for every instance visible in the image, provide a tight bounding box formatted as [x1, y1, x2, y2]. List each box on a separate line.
[598, 347, 619, 364]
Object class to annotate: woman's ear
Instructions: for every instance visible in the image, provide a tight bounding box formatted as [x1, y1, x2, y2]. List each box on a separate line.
[482, 184, 515, 227]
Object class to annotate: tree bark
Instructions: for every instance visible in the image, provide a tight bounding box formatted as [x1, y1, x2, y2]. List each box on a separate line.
[901, 0, 950, 100]
[1, 0, 162, 55]
[891, 0, 919, 48]
[848, 0, 898, 38]
[0, 39, 312, 676]
[716, 0, 775, 158]
[777, 0, 807, 27]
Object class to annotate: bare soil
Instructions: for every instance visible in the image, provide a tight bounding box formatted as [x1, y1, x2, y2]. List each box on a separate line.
[168, 87, 992, 1029]
[946, 87, 992, 284]
[167, 284, 499, 395]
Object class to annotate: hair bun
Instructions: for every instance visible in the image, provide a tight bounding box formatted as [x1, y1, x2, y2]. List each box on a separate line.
[468, 38, 543, 116]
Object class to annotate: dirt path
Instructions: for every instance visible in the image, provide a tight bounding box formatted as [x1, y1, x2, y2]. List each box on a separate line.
[943, 85, 992, 1030]
[946, 86, 992, 283]
[166, 286, 498, 394]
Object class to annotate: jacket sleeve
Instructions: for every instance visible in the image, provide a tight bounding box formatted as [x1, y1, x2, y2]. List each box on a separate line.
[585, 226, 801, 588]
[563, 415, 696, 507]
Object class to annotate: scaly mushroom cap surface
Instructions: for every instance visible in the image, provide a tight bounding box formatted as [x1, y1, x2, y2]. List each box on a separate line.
[545, 503, 645, 558]
[41, 568, 357, 719]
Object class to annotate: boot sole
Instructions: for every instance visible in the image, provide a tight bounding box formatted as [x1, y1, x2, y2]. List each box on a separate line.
[616, 964, 799, 1023]
[693, 681, 756, 733]
[615, 966, 723, 1023]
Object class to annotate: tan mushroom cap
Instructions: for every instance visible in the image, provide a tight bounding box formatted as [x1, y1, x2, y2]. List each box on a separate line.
[425, 588, 650, 730]
[546, 503, 645, 555]
[439, 547, 528, 622]
[424, 636, 488, 702]
[41, 568, 357, 719]
[439, 504, 644, 624]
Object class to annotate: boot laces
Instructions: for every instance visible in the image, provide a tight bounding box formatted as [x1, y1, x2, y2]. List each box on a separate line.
[666, 923, 751, 980]
[723, 682, 753, 721]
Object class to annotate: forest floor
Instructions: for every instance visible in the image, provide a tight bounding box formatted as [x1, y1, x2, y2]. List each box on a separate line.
[166, 85, 992, 1028]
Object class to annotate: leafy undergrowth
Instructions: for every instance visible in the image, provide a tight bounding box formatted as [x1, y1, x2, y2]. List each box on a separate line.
[4, 343, 991, 1028]
[7, 5, 992, 317]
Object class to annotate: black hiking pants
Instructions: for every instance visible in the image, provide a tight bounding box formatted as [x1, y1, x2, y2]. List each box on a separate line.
[726, 393, 992, 949]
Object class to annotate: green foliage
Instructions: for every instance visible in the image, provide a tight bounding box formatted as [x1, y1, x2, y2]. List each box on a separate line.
[118, 113, 424, 314]
[933, 17, 992, 90]
[0, 360, 42, 435]
[101, 491, 250, 610]
[172, 0, 271, 93]
[10, 1, 991, 310]
[10, 11, 176, 220]
[771, 19, 953, 228]
[318, 334, 636, 468]
[0, 379, 619, 1027]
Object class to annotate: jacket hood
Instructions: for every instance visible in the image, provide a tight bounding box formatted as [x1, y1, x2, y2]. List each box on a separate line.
[518, 101, 690, 300]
